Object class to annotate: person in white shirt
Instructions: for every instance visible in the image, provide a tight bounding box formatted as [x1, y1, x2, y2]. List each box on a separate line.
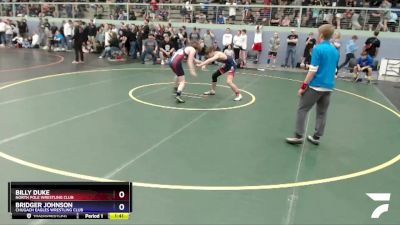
[222, 28, 233, 51]
[252, 25, 263, 64]
[31, 32, 40, 48]
[232, 30, 242, 61]
[63, 20, 74, 50]
[226, 0, 237, 24]
[5, 22, 14, 47]
[0, 19, 6, 46]
[240, 29, 248, 68]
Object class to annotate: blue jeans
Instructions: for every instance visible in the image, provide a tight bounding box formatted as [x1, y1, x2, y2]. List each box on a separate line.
[0, 32, 6, 45]
[285, 46, 297, 68]
[141, 49, 157, 64]
[129, 41, 138, 59]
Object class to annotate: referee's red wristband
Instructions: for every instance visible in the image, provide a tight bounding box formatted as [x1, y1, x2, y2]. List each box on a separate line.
[300, 82, 308, 90]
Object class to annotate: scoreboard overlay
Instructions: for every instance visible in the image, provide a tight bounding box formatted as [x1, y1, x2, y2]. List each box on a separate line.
[8, 182, 132, 220]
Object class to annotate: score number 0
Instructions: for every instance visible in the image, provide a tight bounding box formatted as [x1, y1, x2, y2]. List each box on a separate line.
[118, 191, 125, 211]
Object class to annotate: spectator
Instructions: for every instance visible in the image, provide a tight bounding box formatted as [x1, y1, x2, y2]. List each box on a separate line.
[339, 35, 358, 70]
[242, 0, 251, 23]
[212, 41, 221, 52]
[87, 19, 97, 52]
[72, 21, 86, 64]
[232, 30, 242, 61]
[226, 0, 237, 24]
[31, 31, 40, 48]
[150, 0, 159, 21]
[99, 32, 120, 59]
[334, 0, 346, 29]
[240, 29, 248, 68]
[17, 19, 28, 38]
[189, 27, 200, 42]
[252, 25, 263, 64]
[222, 28, 233, 51]
[301, 32, 316, 68]
[331, 31, 341, 49]
[364, 30, 380, 59]
[224, 44, 234, 57]
[284, 28, 298, 69]
[378, 0, 392, 31]
[128, 25, 138, 59]
[54, 30, 65, 51]
[267, 32, 280, 68]
[141, 33, 158, 65]
[158, 10, 169, 21]
[0, 19, 5, 47]
[281, 15, 291, 26]
[63, 20, 74, 51]
[353, 51, 374, 83]
[160, 35, 176, 65]
[217, 14, 226, 24]
[387, 12, 398, 32]
[203, 29, 215, 49]
[5, 20, 14, 47]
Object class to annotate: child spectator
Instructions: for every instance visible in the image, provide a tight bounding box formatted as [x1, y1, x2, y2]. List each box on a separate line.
[339, 35, 358, 70]
[252, 25, 263, 64]
[353, 51, 374, 83]
[267, 32, 280, 68]
[301, 32, 316, 69]
[224, 44, 234, 58]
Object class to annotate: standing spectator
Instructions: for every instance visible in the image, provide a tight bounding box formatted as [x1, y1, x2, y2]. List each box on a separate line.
[240, 29, 248, 68]
[160, 35, 175, 65]
[72, 21, 86, 64]
[128, 25, 138, 59]
[143, 19, 150, 39]
[353, 51, 374, 83]
[339, 35, 358, 70]
[331, 31, 342, 49]
[17, 19, 28, 38]
[5, 20, 14, 47]
[222, 28, 233, 51]
[189, 27, 200, 42]
[31, 31, 40, 48]
[203, 29, 215, 49]
[226, 0, 237, 24]
[252, 25, 263, 64]
[141, 33, 158, 65]
[286, 24, 340, 145]
[284, 29, 298, 69]
[63, 20, 74, 51]
[0, 19, 5, 47]
[301, 32, 316, 68]
[364, 31, 380, 60]
[232, 30, 242, 61]
[267, 32, 280, 68]
[87, 19, 97, 52]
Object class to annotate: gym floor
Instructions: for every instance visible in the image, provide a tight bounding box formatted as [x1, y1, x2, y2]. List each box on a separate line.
[0, 49, 399, 225]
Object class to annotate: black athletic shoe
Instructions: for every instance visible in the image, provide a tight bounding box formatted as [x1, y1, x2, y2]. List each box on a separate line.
[176, 96, 185, 103]
[307, 135, 320, 145]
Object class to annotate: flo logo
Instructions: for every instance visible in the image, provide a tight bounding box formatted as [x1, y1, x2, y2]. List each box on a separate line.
[366, 193, 391, 219]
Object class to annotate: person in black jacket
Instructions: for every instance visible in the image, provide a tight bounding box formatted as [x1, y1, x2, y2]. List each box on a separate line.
[72, 21, 85, 63]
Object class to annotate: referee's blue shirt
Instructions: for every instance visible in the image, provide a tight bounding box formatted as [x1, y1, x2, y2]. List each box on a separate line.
[309, 40, 340, 90]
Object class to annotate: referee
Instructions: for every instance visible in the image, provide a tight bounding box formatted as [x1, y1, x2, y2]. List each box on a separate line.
[286, 24, 339, 145]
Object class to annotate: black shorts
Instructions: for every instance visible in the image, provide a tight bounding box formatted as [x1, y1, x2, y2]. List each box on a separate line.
[268, 51, 277, 57]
